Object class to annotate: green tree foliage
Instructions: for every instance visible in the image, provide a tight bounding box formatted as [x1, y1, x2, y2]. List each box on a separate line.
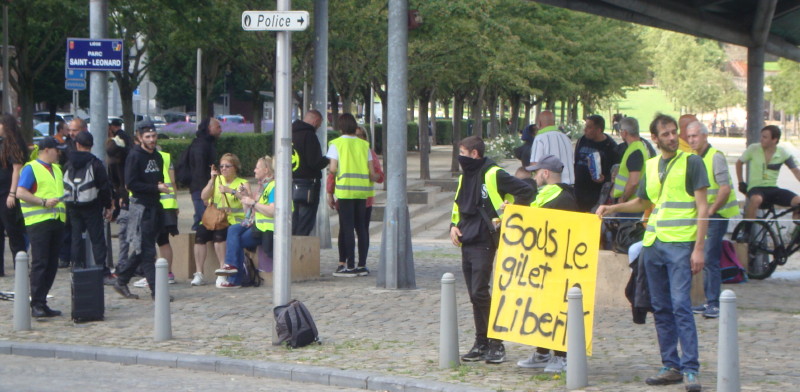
[767, 59, 800, 115]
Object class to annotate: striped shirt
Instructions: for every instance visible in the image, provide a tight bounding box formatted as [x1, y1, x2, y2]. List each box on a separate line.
[530, 126, 575, 185]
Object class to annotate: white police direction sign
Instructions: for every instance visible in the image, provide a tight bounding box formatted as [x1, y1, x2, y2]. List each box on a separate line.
[241, 10, 309, 31]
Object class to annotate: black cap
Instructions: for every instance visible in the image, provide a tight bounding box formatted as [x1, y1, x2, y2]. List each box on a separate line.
[526, 154, 564, 173]
[75, 131, 94, 147]
[38, 136, 59, 150]
[109, 118, 123, 127]
[136, 120, 156, 133]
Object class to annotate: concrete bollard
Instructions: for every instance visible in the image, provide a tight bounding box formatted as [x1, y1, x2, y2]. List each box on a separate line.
[13, 251, 31, 331]
[717, 290, 740, 392]
[154, 258, 172, 341]
[566, 287, 588, 389]
[439, 272, 459, 369]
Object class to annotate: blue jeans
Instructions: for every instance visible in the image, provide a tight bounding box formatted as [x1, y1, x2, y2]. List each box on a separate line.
[191, 190, 206, 232]
[643, 239, 699, 373]
[224, 224, 259, 285]
[703, 216, 727, 308]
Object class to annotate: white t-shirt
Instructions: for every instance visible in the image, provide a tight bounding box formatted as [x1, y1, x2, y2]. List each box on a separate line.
[530, 128, 575, 185]
[326, 135, 372, 162]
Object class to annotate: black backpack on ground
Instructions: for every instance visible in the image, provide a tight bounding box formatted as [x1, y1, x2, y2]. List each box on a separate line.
[273, 300, 319, 348]
[63, 161, 99, 206]
[241, 250, 263, 287]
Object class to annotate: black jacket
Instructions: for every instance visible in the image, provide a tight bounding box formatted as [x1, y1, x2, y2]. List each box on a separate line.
[124, 145, 163, 206]
[188, 131, 217, 192]
[66, 150, 112, 209]
[454, 158, 534, 246]
[105, 129, 132, 207]
[291, 120, 329, 180]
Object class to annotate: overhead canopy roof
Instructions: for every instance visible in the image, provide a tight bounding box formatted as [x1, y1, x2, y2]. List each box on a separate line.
[531, 0, 800, 62]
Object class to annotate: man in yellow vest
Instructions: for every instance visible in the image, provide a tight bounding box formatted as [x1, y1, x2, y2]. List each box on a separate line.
[16, 137, 67, 317]
[613, 117, 652, 203]
[450, 136, 534, 364]
[597, 114, 708, 392]
[686, 121, 738, 319]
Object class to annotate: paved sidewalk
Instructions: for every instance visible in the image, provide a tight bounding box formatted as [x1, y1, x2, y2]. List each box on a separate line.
[1, 137, 799, 391]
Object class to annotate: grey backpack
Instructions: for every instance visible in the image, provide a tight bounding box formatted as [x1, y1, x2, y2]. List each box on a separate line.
[273, 300, 319, 348]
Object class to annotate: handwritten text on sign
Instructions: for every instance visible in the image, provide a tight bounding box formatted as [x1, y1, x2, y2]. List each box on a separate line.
[487, 205, 600, 355]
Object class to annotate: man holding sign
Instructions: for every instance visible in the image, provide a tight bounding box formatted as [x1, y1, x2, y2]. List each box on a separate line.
[450, 136, 534, 364]
[596, 114, 708, 392]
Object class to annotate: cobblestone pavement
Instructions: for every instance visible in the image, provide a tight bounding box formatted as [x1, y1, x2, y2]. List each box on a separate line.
[0, 354, 364, 392]
[1, 241, 799, 391]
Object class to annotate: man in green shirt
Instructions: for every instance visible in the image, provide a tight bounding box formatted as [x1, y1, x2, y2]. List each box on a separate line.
[736, 125, 800, 224]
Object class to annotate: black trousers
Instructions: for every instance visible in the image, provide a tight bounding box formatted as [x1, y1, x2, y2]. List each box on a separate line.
[115, 203, 161, 295]
[291, 179, 320, 236]
[0, 194, 26, 275]
[28, 219, 65, 307]
[68, 205, 109, 273]
[461, 243, 496, 345]
[337, 198, 368, 269]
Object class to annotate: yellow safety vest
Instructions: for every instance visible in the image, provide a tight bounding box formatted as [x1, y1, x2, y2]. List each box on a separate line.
[530, 184, 562, 208]
[613, 140, 650, 198]
[451, 166, 505, 226]
[330, 137, 373, 199]
[158, 151, 178, 210]
[643, 152, 697, 245]
[254, 181, 275, 232]
[20, 160, 66, 226]
[210, 176, 248, 225]
[702, 146, 739, 218]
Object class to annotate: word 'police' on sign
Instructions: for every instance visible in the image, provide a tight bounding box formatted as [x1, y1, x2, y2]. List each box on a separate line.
[241, 11, 310, 31]
[487, 205, 600, 355]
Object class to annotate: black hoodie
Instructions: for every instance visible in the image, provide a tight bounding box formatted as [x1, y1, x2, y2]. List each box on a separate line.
[124, 145, 163, 206]
[291, 120, 329, 180]
[66, 150, 112, 209]
[188, 130, 217, 192]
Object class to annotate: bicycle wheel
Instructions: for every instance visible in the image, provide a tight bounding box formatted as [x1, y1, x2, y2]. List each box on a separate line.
[732, 220, 780, 279]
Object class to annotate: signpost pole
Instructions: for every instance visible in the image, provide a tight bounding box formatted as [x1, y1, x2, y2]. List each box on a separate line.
[313, 0, 331, 248]
[272, 0, 293, 345]
[89, 0, 108, 161]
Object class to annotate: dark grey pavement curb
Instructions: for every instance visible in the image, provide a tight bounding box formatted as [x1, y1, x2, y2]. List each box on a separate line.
[0, 340, 489, 392]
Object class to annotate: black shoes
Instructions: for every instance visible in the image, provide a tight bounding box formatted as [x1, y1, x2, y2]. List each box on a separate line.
[484, 340, 506, 364]
[461, 342, 488, 362]
[31, 305, 62, 318]
[113, 281, 140, 299]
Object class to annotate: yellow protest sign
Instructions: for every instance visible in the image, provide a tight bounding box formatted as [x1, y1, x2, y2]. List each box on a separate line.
[487, 205, 601, 355]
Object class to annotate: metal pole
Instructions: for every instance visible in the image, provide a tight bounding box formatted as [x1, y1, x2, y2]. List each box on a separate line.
[2, 4, 10, 115]
[89, 0, 108, 161]
[196, 46, 203, 121]
[378, 0, 415, 289]
[746, 46, 765, 145]
[273, 0, 293, 345]
[566, 287, 589, 389]
[439, 272, 459, 369]
[717, 290, 740, 392]
[13, 251, 31, 331]
[313, 0, 331, 249]
[154, 258, 172, 341]
[369, 86, 375, 146]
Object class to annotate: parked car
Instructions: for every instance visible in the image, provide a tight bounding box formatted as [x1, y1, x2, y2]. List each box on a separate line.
[217, 114, 245, 124]
[163, 111, 190, 124]
[33, 111, 74, 125]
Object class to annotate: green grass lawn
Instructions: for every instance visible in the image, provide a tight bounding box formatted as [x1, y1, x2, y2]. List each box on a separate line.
[615, 86, 679, 124]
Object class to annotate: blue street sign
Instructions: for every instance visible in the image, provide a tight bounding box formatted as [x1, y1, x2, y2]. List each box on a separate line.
[65, 79, 87, 91]
[66, 38, 124, 72]
[65, 68, 86, 79]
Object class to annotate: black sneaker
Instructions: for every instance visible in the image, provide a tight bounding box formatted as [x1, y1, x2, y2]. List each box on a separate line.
[646, 367, 683, 385]
[355, 267, 370, 276]
[333, 268, 358, 278]
[31, 305, 62, 318]
[461, 343, 488, 362]
[332, 265, 346, 276]
[484, 340, 506, 364]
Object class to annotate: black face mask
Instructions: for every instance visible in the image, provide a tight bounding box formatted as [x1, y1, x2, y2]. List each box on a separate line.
[458, 155, 483, 172]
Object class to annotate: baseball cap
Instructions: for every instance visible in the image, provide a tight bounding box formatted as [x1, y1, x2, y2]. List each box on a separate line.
[136, 120, 156, 133]
[526, 154, 564, 173]
[38, 136, 59, 150]
[109, 118, 123, 127]
[75, 131, 94, 147]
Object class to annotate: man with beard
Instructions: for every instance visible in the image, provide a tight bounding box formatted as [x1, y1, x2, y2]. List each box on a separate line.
[596, 114, 708, 392]
[450, 136, 534, 364]
[112, 121, 171, 300]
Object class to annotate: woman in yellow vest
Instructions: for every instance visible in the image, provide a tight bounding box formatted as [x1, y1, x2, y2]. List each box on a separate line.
[191, 153, 250, 288]
[216, 155, 274, 288]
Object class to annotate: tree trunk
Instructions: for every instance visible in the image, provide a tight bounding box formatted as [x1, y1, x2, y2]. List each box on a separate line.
[470, 85, 485, 138]
[329, 87, 339, 126]
[251, 91, 264, 134]
[342, 95, 353, 114]
[499, 99, 506, 126]
[488, 93, 498, 139]
[451, 95, 465, 174]
[523, 99, 533, 129]
[418, 94, 430, 180]
[560, 100, 566, 124]
[430, 92, 438, 145]
[443, 98, 450, 118]
[509, 94, 521, 134]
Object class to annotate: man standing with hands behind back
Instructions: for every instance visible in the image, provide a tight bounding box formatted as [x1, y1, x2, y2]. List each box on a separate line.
[292, 109, 329, 236]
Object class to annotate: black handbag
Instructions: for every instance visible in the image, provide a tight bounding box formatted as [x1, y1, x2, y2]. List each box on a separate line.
[614, 220, 646, 254]
[292, 179, 318, 204]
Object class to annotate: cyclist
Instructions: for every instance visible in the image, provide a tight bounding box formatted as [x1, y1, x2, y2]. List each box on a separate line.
[736, 125, 800, 230]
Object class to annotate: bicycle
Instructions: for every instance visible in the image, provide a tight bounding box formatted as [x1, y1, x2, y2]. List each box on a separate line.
[731, 204, 800, 279]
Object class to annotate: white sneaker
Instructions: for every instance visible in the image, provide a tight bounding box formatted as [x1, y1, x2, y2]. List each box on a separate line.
[132, 278, 148, 288]
[543, 355, 567, 373]
[517, 351, 551, 368]
[215, 275, 226, 288]
[190, 272, 205, 286]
